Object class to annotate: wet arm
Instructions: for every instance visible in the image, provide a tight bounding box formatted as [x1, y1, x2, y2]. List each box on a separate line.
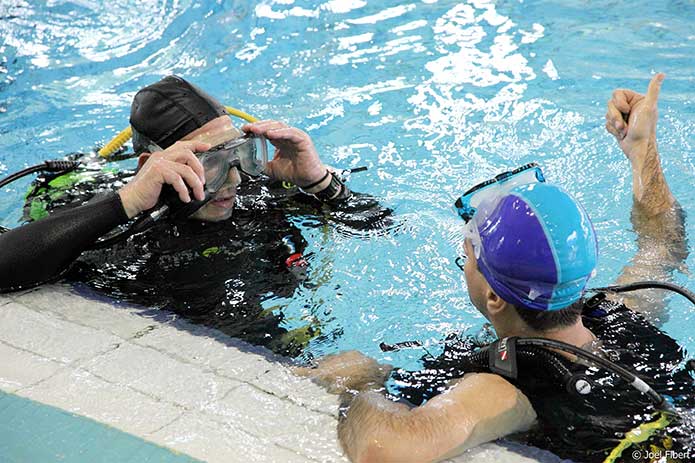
[613, 141, 687, 315]
[0, 192, 129, 292]
[605, 76, 688, 314]
[338, 373, 536, 463]
[617, 136, 685, 281]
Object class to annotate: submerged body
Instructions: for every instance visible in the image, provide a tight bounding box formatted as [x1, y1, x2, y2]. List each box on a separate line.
[18, 164, 392, 355]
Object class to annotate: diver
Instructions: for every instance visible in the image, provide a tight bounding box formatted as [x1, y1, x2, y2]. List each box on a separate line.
[0, 75, 391, 355]
[296, 73, 695, 463]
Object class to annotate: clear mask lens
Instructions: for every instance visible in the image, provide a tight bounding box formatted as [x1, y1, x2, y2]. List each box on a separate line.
[197, 134, 269, 192]
[198, 149, 231, 192]
[236, 135, 268, 177]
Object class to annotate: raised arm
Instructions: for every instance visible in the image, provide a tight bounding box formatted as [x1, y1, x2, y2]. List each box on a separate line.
[295, 351, 536, 463]
[604, 74, 688, 316]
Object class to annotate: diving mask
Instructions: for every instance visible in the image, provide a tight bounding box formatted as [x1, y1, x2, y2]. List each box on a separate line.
[454, 163, 545, 223]
[197, 133, 268, 192]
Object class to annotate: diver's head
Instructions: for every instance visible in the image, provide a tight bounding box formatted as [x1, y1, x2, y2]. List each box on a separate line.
[130, 75, 247, 222]
[130, 75, 229, 154]
[455, 165, 598, 335]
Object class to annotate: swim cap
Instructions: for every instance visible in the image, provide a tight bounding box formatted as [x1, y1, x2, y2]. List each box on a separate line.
[469, 183, 598, 311]
[130, 75, 227, 153]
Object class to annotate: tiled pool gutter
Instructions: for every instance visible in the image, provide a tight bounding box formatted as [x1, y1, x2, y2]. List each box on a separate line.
[0, 285, 559, 462]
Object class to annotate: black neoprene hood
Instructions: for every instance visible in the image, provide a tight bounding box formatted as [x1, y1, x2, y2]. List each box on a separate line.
[129, 75, 227, 153]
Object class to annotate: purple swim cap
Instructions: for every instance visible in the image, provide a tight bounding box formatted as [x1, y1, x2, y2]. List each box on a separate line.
[467, 183, 598, 311]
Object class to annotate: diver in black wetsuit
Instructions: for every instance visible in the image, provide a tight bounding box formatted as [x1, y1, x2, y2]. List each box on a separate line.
[297, 73, 694, 463]
[0, 76, 392, 356]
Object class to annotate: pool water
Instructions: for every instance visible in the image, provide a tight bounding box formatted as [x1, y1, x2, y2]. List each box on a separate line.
[1, 0, 694, 374]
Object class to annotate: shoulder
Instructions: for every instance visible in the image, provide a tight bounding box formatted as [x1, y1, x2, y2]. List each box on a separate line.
[436, 373, 535, 421]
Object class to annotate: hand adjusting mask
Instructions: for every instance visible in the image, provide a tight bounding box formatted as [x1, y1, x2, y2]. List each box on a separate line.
[135, 130, 269, 195]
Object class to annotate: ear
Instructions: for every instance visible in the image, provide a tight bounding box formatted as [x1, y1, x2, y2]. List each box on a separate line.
[485, 288, 508, 317]
[137, 153, 151, 171]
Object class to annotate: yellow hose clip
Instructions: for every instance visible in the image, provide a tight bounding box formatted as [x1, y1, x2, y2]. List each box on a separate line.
[603, 412, 671, 463]
[97, 106, 259, 160]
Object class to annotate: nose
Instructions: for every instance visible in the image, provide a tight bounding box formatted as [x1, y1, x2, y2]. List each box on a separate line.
[228, 166, 242, 187]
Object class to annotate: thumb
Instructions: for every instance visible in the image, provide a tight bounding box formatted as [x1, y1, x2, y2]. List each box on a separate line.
[644, 73, 665, 108]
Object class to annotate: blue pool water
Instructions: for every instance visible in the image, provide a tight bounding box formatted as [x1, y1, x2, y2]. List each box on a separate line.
[1, 0, 694, 372]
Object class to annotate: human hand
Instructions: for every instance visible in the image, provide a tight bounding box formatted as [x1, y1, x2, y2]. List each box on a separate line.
[605, 73, 665, 160]
[294, 350, 393, 395]
[118, 140, 210, 218]
[242, 120, 327, 187]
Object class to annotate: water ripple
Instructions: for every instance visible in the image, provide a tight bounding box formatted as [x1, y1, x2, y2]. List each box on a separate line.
[1, 0, 694, 367]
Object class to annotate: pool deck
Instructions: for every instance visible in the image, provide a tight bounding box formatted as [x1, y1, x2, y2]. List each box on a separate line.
[0, 284, 560, 462]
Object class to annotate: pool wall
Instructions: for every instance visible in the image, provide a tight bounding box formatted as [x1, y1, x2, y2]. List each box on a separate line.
[0, 285, 560, 462]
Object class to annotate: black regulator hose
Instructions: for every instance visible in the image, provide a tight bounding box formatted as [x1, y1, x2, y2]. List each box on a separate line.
[462, 344, 573, 382]
[0, 160, 81, 234]
[381, 335, 672, 410]
[516, 338, 670, 410]
[590, 281, 695, 307]
[0, 160, 80, 189]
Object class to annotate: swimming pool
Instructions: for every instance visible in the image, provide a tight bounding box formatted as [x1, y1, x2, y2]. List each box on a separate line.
[1, 0, 694, 376]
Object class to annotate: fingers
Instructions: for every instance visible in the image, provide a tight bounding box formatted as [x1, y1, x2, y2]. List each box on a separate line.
[152, 141, 209, 185]
[611, 89, 639, 114]
[644, 72, 665, 107]
[241, 120, 310, 145]
[605, 120, 621, 139]
[170, 161, 206, 201]
[263, 127, 307, 144]
[242, 120, 289, 136]
[605, 99, 626, 138]
[158, 160, 206, 202]
[167, 147, 206, 183]
[161, 168, 192, 203]
[174, 139, 213, 154]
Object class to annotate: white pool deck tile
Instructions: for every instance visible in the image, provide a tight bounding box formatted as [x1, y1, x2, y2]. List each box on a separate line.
[0, 285, 559, 463]
[148, 412, 311, 463]
[19, 367, 185, 436]
[83, 342, 242, 411]
[0, 341, 64, 393]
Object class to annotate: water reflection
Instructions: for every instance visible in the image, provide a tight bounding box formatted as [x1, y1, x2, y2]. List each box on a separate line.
[0, 0, 694, 365]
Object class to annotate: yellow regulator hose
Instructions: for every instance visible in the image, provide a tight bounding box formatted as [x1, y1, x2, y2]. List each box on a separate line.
[97, 106, 259, 159]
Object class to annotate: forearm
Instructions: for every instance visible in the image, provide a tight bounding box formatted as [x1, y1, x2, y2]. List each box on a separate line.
[629, 137, 674, 217]
[337, 375, 536, 463]
[338, 391, 426, 463]
[615, 140, 687, 315]
[0, 192, 129, 292]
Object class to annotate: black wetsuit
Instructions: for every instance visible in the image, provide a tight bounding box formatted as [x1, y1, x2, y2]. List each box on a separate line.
[392, 298, 695, 463]
[0, 165, 393, 356]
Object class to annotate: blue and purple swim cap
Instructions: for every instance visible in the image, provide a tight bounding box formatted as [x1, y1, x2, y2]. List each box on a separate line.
[460, 177, 598, 311]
